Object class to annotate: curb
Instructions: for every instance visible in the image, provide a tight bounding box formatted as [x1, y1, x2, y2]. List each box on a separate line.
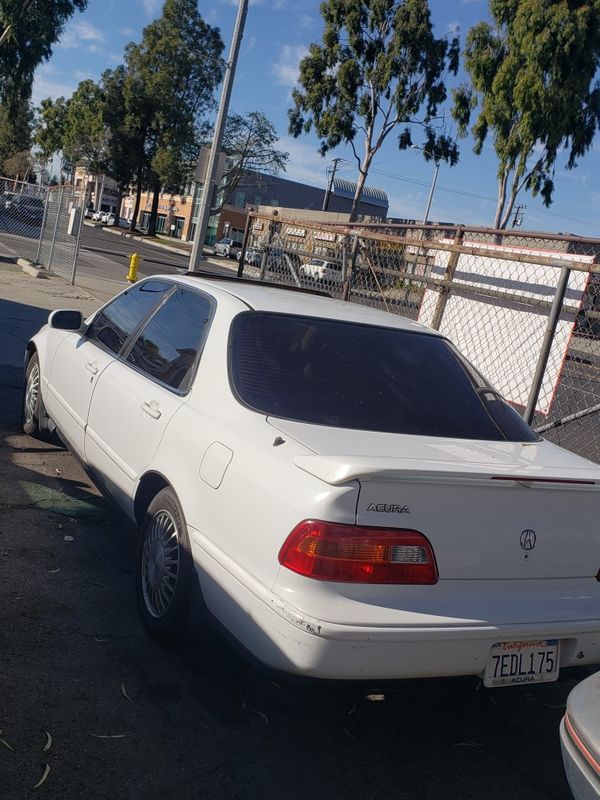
[101, 226, 193, 257]
[17, 257, 48, 279]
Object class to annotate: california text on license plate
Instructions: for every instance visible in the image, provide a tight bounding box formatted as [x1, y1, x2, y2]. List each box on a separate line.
[483, 640, 560, 688]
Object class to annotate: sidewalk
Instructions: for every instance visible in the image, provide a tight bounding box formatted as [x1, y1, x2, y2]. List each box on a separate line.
[0, 260, 107, 385]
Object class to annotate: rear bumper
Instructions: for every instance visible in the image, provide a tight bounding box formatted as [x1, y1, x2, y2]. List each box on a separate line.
[560, 716, 600, 800]
[191, 531, 600, 680]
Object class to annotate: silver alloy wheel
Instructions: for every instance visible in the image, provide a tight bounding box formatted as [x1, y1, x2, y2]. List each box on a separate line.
[24, 361, 40, 424]
[141, 509, 180, 619]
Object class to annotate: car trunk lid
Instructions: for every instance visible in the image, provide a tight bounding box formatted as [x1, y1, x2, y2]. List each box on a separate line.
[268, 419, 600, 580]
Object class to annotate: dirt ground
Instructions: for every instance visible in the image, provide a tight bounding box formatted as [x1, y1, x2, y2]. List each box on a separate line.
[0, 362, 594, 800]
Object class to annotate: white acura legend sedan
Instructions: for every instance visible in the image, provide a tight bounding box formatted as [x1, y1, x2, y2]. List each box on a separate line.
[23, 273, 600, 685]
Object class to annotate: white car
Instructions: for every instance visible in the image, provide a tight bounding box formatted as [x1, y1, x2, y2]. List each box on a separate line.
[560, 671, 600, 799]
[300, 258, 343, 284]
[101, 212, 115, 225]
[23, 274, 600, 681]
[91, 210, 104, 222]
[211, 238, 241, 258]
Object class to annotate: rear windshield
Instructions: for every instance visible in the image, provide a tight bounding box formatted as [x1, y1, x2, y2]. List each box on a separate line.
[229, 312, 538, 442]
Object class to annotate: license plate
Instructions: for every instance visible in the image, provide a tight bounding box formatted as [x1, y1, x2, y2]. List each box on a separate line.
[483, 639, 559, 688]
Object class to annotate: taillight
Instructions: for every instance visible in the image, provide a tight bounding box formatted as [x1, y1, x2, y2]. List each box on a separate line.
[278, 520, 438, 584]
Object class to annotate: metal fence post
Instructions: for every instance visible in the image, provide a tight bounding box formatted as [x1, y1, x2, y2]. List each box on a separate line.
[429, 226, 464, 330]
[523, 266, 571, 424]
[237, 211, 253, 278]
[69, 188, 87, 285]
[46, 186, 64, 272]
[342, 233, 359, 301]
[35, 188, 49, 264]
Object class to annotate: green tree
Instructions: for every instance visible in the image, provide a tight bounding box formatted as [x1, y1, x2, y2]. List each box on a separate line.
[0, 0, 87, 101]
[123, 0, 224, 235]
[213, 110, 289, 213]
[101, 66, 136, 224]
[453, 0, 600, 230]
[288, 0, 459, 221]
[61, 80, 108, 210]
[0, 92, 32, 171]
[34, 95, 70, 162]
[3, 147, 30, 179]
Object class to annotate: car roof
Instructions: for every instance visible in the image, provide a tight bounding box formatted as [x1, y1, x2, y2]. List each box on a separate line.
[162, 273, 434, 334]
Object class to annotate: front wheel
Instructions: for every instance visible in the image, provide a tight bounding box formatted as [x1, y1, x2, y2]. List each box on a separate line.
[136, 487, 193, 642]
[22, 352, 44, 437]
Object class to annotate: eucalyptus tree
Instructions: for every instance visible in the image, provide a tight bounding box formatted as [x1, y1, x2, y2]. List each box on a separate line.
[453, 0, 600, 229]
[289, 0, 460, 220]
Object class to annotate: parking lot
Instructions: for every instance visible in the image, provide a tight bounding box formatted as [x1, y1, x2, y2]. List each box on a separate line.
[0, 263, 595, 800]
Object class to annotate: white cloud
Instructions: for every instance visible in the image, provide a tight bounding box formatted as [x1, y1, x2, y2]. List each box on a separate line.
[74, 70, 93, 81]
[138, 0, 162, 14]
[32, 65, 77, 105]
[118, 26, 137, 36]
[277, 135, 327, 188]
[58, 20, 104, 49]
[271, 44, 308, 87]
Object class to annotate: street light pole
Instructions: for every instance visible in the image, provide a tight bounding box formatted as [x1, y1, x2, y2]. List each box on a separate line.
[189, 0, 249, 272]
[422, 160, 440, 225]
[411, 144, 440, 225]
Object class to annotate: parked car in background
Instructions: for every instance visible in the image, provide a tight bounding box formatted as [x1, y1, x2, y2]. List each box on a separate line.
[91, 210, 104, 222]
[236, 246, 264, 267]
[0, 192, 44, 224]
[101, 212, 115, 225]
[22, 274, 600, 682]
[299, 257, 343, 285]
[560, 670, 600, 800]
[212, 238, 242, 259]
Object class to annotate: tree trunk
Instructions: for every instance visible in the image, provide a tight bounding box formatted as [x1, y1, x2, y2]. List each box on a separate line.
[493, 167, 509, 229]
[129, 174, 143, 232]
[499, 182, 520, 230]
[147, 180, 160, 236]
[349, 164, 370, 223]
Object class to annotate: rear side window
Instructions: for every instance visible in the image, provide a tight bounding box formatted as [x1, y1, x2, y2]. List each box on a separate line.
[126, 288, 212, 390]
[86, 280, 171, 355]
[229, 312, 538, 442]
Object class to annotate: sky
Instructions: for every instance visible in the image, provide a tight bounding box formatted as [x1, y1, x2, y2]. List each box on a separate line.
[31, 0, 600, 237]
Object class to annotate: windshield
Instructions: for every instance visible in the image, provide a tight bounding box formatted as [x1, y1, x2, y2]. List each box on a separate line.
[229, 311, 538, 442]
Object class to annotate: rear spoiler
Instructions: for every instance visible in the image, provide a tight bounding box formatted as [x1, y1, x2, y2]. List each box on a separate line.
[293, 455, 600, 488]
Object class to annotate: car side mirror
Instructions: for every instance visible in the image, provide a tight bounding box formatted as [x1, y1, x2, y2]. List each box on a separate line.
[48, 309, 84, 331]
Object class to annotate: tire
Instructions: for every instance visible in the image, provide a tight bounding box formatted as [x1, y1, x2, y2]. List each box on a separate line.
[136, 487, 193, 642]
[22, 352, 44, 437]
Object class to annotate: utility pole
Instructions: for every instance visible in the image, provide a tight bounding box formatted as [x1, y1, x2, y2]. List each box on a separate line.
[322, 157, 344, 212]
[189, 0, 248, 272]
[511, 204, 526, 228]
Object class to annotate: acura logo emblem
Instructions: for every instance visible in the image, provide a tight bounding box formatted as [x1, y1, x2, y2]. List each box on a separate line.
[520, 529, 536, 551]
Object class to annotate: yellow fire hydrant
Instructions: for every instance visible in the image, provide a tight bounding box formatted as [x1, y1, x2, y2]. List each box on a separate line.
[127, 252, 140, 283]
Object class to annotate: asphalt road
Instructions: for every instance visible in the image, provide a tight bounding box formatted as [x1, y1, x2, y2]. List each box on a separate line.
[0, 280, 595, 800]
[76, 225, 236, 290]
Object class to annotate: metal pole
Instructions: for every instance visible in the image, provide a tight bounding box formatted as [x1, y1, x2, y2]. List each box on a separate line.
[35, 187, 50, 264]
[69, 187, 88, 285]
[46, 186, 64, 272]
[523, 266, 571, 424]
[236, 211, 253, 278]
[422, 161, 439, 225]
[189, 0, 249, 272]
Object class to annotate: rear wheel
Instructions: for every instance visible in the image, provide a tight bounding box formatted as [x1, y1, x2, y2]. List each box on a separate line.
[136, 487, 193, 642]
[22, 353, 44, 437]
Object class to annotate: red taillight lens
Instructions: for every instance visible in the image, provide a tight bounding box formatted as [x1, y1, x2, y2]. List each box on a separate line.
[278, 520, 438, 584]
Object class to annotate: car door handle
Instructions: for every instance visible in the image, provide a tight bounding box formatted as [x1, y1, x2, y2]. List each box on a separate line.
[141, 401, 161, 420]
[85, 361, 99, 375]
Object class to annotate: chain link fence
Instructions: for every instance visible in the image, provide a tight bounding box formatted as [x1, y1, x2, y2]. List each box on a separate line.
[238, 212, 600, 464]
[0, 177, 86, 282]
